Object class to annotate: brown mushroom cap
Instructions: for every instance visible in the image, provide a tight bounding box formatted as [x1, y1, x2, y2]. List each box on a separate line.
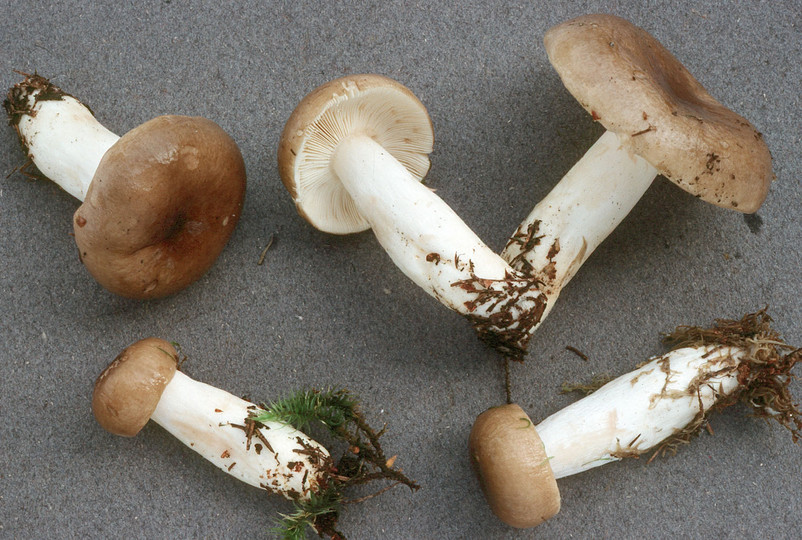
[544, 14, 773, 213]
[73, 115, 246, 299]
[469, 403, 560, 528]
[278, 74, 434, 234]
[92, 338, 179, 437]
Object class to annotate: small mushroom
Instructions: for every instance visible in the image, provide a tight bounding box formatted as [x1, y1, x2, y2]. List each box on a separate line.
[4, 74, 246, 299]
[278, 74, 546, 359]
[502, 14, 773, 315]
[92, 338, 330, 500]
[470, 311, 800, 528]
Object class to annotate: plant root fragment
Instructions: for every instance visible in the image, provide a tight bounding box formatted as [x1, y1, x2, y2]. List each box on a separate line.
[652, 308, 802, 455]
[651, 309, 801, 461]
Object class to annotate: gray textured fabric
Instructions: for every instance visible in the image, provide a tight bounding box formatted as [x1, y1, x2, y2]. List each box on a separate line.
[1, 2, 800, 538]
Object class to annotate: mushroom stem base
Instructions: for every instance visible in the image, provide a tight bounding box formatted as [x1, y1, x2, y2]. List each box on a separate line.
[6, 74, 119, 201]
[332, 134, 547, 359]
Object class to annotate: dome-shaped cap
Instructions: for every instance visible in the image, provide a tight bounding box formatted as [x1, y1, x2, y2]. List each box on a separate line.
[74, 115, 246, 299]
[278, 74, 434, 234]
[469, 403, 560, 528]
[545, 14, 773, 213]
[92, 338, 179, 437]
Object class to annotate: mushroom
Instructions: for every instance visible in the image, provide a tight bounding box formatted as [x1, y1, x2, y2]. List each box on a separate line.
[92, 338, 331, 500]
[470, 310, 801, 528]
[501, 14, 773, 319]
[4, 74, 246, 299]
[278, 74, 546, 359]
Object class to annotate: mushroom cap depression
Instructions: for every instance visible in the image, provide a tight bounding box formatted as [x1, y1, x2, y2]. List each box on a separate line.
[73, 116, 246, 299]
[544, 14, 773, 213]
[469, 404, 561, 528]
[92, 338, 179, 437]
[278, 74, 434, 234]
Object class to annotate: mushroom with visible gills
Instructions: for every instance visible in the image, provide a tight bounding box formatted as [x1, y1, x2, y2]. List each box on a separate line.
[469, 310, 801, 528]
[4, 74, 246, 299]
[502, 14, 773, 322]
[93, 337, 418, 537]
[278, 74, 546, 359]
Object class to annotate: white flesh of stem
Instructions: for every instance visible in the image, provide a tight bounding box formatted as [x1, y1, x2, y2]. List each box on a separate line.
[502, 130, 656, 309]
[331, 134, 533, 315]
[17, 94, 119, 201]
[150, 371, 330, 501]
[535, 345, 743, 479]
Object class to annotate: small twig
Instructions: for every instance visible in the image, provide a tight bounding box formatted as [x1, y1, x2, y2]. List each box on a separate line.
[342, 481, 402, 505]
[7, 159, 47, 181]
[257, 234, 275, 266]
[566, 345, 589, 362]
[251, 421, 275, 454]
[245, 417, 256, 450]
[5, 161, 25, 179]
[229, 420, 274, 454]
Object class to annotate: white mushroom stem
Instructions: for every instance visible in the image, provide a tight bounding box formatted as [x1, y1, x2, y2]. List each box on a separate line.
[16, 93, 119, 200]
[535, 344, 741, 479]
[151, 370, 330, 500]
[502, 130, 657, 312]
[332, 134, 545, 341]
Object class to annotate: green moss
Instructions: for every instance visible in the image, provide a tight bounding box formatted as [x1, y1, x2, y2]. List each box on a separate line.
[253, 388, 419, 539]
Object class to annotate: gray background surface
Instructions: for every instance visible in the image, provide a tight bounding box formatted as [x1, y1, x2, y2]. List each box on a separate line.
[1, 1, 800, 538]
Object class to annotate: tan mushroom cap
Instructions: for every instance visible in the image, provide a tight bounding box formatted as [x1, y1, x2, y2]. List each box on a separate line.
[278, 74, 434, 234]
[93, 338, 179, 437]
[545, 14, 773, 213]
[469, 403, 560, 528]
[74, 116, 246, 299]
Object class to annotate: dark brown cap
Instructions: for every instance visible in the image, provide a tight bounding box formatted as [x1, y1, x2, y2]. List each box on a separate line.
[92, 338, 179, 437]
[545, 14, 773, 213]
[74, 116, 246, 299]
[469, 403, 560, 528]
[278, 74, 433, 234]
